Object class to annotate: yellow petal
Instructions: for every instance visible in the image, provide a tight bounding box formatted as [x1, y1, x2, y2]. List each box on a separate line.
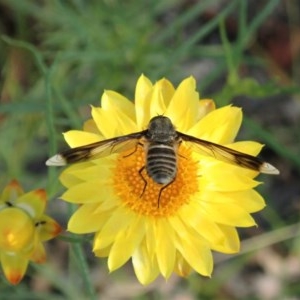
[149, 84, 167, 117]
[199, 201, 256, 227]
[226, 141, 264, 156]
[174, 252, 192, 277]
[180, 206, 239, 253]
[201, 189, 265, 213]
[94, 244, 111, 257]
[0, 208, 35, 252]
[91, 106, 120, 138]
[36, 215, 62, 241]
[93, 208, 135, 250]
[178, 202, 226, 246]
[212, 225, 240, 253]
[63, 130, 102, 148]
[175, 232, 212, 276]
[15, 189, 46, 219]
[101, 90, 136, 121]
[169, 216, 213, 276]
[154, 78, 175, 108]
[178, 237, 212, 277]
[61, 179, 115, 203]
[92, 107, 137, 139]
[68, 203, 111, 233]
[144, 220, 157, 259]
[30, 242, 46, 263]
[187, 106, 242, 143]
[135, 74, 153, 129]
[154, 219, 176, 279]
[132, 242, 160, 285]
[0, 180, 24, 205]
[232, 189, 265, 213]
[165, 77, 199, 131]
[197, 99, 215, 121]
[199, 160, 260, 191]
[108, 216, 145, 271]
[1, 252, 29, 285]
[59, 163, 92, 188]
[83, 119, 100, 134]
[63, 158, 114, 181]
[101, 91, 138, 134]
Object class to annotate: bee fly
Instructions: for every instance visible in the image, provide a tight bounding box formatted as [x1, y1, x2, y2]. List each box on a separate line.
[46, 116, 279, 204]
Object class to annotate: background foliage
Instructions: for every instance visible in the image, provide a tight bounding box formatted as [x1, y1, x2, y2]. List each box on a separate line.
[1, 0, 300, 299]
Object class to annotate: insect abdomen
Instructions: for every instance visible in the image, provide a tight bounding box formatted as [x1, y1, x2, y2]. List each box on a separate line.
[146, 143, 177, 185]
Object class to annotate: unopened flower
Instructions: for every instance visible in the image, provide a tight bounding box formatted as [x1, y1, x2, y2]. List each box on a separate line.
[47, 75, 278, 284]
[0, 180, 62, 284]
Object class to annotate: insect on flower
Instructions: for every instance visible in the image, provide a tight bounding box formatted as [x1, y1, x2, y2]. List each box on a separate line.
[46, 115, 279, 204]
[46, 76, 282, 284]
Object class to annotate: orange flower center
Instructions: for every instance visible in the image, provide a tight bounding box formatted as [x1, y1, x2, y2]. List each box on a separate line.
[113, 145, 199, 217]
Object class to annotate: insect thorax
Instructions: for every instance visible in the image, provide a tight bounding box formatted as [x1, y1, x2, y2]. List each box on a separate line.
[146, 116, 177, 143]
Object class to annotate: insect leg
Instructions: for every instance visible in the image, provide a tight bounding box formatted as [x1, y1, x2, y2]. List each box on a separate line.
[123, 142, 143, 158]
[138, 166, 148, 198]
[178, 153, 187, 159]
[177, 141, 186, 159]
[157, 178, 175, 208]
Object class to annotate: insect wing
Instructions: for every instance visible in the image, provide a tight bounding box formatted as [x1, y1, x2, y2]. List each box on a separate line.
[178, 131, 279, 175]
[46, 131, 146, 166]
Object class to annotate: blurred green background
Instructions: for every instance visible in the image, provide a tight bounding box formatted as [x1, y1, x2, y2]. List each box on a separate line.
[1, 0, 300, 299]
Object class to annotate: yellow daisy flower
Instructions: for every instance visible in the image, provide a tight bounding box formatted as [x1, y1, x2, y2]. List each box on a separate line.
[48, 75, 278, 284]
[0, 180, 62, 285]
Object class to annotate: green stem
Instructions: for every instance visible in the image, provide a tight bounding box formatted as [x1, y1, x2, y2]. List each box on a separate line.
[68, 204, 97, 300]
